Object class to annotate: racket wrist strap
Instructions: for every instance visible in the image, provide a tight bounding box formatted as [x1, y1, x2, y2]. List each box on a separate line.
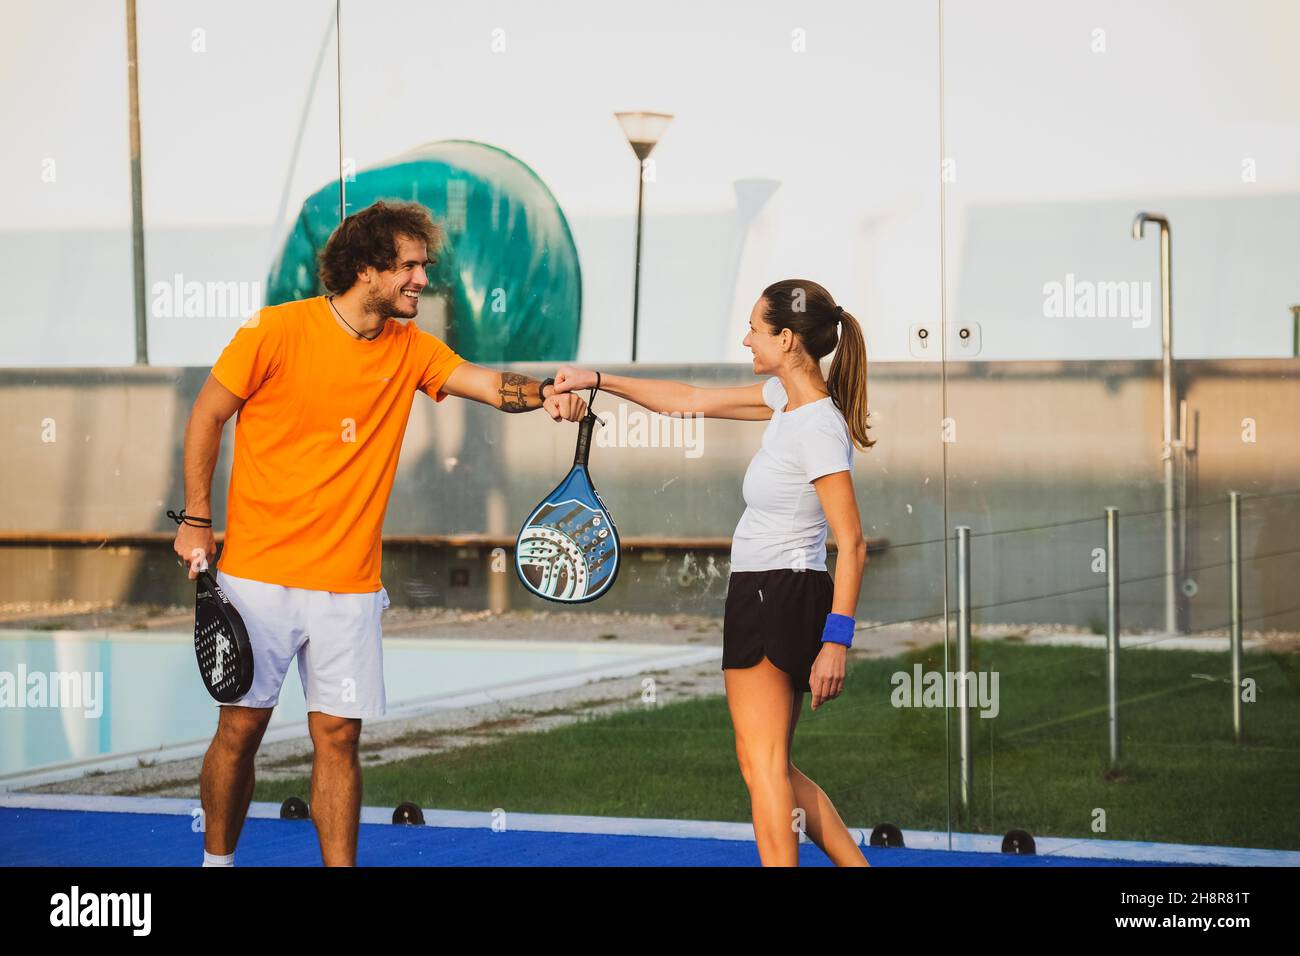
[822, 612, 855, 648]
[167, 508, 212, 528]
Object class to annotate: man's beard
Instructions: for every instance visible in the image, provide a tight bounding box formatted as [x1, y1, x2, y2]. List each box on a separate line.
[363, 287, 414, 320]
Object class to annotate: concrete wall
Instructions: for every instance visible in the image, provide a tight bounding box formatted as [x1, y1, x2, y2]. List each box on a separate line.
[1, 360, 1297, 632]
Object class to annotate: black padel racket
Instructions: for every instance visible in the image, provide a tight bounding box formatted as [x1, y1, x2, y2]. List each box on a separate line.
[194, 569, 255, 703]
[515, 380, 621, 603]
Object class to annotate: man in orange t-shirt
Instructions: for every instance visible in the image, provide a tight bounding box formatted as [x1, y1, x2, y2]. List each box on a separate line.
[171, 200, 587, 867]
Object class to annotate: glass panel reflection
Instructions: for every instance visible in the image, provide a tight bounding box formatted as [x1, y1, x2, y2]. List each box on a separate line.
[939, 0, 1300, 856]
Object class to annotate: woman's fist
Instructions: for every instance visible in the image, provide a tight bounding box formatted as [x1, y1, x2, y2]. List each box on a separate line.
[552, 365, 600, 394]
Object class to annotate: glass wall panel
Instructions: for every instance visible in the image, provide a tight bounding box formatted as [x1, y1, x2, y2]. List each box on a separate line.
[334, 0, 949, 835]
[0, 0, 135, 366]
[0, 0, 341, 789]
[137, 0, 341, 368]
[939, 0, 1300, 855]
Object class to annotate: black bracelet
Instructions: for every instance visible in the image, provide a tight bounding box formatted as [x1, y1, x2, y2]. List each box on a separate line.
[540, 376, 556, 398]
[167, 509, 213, 528]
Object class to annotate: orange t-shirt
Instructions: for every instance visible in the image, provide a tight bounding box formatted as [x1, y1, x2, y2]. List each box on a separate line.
[210, 296, 465, 592]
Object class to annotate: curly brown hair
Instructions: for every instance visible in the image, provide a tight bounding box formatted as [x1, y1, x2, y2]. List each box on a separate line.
[317, 200, 444, 294]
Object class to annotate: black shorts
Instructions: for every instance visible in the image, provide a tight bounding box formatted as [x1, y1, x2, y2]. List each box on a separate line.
[722, 569, 834, 693]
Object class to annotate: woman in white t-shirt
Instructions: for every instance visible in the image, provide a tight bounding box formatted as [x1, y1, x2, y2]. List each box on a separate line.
[553, 278, 874, 867]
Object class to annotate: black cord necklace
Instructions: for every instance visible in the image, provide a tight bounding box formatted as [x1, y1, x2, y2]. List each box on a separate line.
[328, 295, 382, 341]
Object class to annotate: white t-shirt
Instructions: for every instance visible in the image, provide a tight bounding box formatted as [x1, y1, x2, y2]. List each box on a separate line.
[730, 377, 856, 573]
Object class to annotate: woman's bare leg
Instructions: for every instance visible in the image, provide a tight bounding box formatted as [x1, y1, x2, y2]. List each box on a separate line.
[786, 691, 870, 866]
[725, 656, 801, 866]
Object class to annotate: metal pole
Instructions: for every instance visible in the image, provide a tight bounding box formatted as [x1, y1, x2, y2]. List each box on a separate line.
[1106, 507, 1121, 769]
[1132, 213, 1177, 635]
[955, 525, 972, 812]
[125, 0, 148, 365]
[937, 0, 955, 851]
[631, 168, 645, 362]
[1158, 223, 1177, 636]
[336, 0, 346, 222]
[1229, 491, 1243, 743]
[1177, 398, 1190, 633]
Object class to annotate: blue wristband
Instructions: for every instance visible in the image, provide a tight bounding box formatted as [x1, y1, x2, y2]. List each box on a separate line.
[821, 613, 855, 648]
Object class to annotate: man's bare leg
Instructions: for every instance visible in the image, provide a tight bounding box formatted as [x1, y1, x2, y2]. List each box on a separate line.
[307, 712, 363, 867]
[200, 705, 274, 858]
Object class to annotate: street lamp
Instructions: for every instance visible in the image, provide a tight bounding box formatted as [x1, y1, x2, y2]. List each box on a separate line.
[615, 111, 673, 361]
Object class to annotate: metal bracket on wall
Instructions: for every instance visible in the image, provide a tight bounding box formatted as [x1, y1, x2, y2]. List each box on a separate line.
[908, 322, 982, 359]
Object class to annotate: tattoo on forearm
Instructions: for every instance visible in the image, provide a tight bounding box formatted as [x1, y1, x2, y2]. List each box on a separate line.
[498, 372, 537, 412]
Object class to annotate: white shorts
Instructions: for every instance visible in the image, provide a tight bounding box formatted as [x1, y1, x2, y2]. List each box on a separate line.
[214, 570, 390, 719]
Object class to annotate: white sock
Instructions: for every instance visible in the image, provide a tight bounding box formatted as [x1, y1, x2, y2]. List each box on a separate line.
[202, 850, 235, 867]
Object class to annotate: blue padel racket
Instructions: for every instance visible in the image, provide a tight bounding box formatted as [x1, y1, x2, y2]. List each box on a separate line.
[515, 380, 621, 603]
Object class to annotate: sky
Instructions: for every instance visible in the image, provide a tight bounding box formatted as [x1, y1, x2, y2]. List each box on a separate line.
[1, 0, 1297, 366]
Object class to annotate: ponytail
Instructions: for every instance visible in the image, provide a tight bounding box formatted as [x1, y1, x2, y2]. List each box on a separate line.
[759, 278, 875, 451]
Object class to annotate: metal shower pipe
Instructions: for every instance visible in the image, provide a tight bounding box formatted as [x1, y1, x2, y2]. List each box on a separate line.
[1132, 212, 1178, 635]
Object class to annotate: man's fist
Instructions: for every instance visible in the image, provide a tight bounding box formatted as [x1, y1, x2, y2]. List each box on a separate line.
[173, 524, 216, 581]
[544, 390, 588, 422]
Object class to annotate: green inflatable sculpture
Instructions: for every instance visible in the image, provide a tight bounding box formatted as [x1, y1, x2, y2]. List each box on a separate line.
[267, 140, 581, 362]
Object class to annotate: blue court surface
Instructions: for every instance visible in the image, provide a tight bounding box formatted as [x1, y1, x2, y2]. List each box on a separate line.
[2, 795, 1295, 867]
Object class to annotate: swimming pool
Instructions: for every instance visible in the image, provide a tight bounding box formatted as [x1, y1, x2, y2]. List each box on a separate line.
[0, 630, 719, 785]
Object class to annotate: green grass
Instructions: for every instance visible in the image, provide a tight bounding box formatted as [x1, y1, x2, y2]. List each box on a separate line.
[253, 641, 1300, 850]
